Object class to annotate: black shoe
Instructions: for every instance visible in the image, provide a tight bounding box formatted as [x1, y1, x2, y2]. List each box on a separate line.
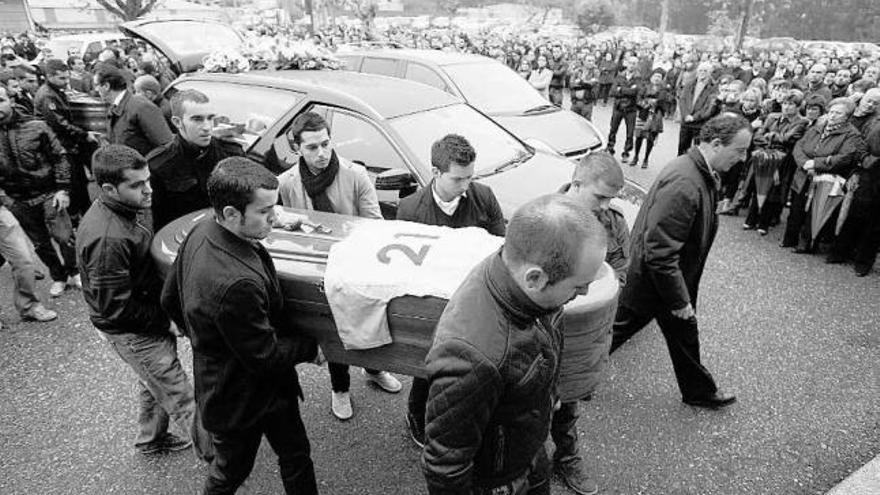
[621, 152, 630, 161]
[742, 223, 756, 231]
[854, 264, 872, 277]
[825, 254, 846, 264]
[779, 241, 796, 248]
[682, 390, 737, 409]
[555, 460, 599, 495]
[641, 160, 648, 169]
[793, 246, 813, 254]
[405, 412, 425, 449]
[605, 147, 615, 155]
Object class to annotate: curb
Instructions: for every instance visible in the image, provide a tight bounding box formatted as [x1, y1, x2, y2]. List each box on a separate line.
[826, 454, 880, 495]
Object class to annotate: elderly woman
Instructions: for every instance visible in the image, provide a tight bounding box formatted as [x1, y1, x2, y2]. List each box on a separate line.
[782, 97, 867, 253]
[744, 89, 809, 234]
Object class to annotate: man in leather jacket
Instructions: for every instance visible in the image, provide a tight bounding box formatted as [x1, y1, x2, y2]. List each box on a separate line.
[423, 194, 607, 495]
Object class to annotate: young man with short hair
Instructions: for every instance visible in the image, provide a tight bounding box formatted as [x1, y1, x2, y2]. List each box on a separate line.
[397, 133, 505, 447]
[278, 111, 401, 421]
[76, 144, 209, 456]
[161, 157, 319, 494]
[146, 89, 243, 230]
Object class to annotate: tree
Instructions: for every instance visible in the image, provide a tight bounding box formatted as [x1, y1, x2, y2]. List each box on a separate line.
[96, 0, 161, 21]
[573, 0, 615, 34]
[347, 0, 378, 33]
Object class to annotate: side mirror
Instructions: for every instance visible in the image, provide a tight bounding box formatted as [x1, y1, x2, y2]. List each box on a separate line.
[375, 168, 416, 191]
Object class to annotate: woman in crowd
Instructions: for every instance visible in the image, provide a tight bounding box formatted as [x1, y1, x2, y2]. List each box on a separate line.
[528, 54, 553, 99]
[744, 89, 809, 234]
[629, 68, 669, 169]
[782, 97, 867, 253]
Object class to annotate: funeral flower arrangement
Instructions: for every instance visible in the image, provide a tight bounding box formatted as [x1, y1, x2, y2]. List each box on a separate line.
[201, 38, 343, 73]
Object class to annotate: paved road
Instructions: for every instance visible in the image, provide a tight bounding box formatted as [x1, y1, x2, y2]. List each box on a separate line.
[1, 104, 878, 494]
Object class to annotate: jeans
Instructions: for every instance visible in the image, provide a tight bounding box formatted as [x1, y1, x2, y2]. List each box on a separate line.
[203, 395, 317, 495]
[328, 362, 380, 393]
[104, 331, 211, 456]
[607, 108, 636, 154]
[550, 401, 580, 465]
[8, 195, 76, 282]
[0, 206, 40, 315]
[611, 305, 718, 400]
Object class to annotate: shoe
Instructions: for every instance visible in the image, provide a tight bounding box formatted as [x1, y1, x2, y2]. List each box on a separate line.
[67, 274, 82, 290]
[137, 433, 192, 455]
[628, 158, 636, 167]
[742, 223, 755, 230]
[779, 241, 796, 248]
[854, 264, 871, 277]
[682, 390, 737, 409]
[621, 152, 630, 161]
[555, 460, 599, 495]
[825, 254, 846, 264]
[331, 391, 353, 420]
[715, 199, 730, 214]
[757, 229, 767, 236]
[364, 369, 402, 393]
[49, 281, 66, 298]
[641, 160, 648, 169]
[793, 247, 813, 254]
[21, 304, 57, 322]
[405, 412, 426, 449]
[605, 147, 615, 155]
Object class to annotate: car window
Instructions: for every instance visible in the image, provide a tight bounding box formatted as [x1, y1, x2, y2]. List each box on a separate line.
[443, 61, 549, 114]
[169, 80, 301, 149]
[361, 57, 398, 77]
[404, 63, 446, 91]
[327, 109, 407, 173]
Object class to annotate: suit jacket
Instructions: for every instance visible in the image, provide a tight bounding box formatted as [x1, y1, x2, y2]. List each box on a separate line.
[107, 90, 173, 157]
[679, 78, 719, 128]
[620, 148, 720, 314]
[161, 219, 317, 432]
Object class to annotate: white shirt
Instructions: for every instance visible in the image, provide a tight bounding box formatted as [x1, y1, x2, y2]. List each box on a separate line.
[431, 184, 464, 217]
[112, 90, 126, 107]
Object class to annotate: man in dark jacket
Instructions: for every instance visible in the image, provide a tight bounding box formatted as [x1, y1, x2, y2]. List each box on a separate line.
[94, 64, 173, 157]
[398, 133, 505, 449]
[606, 56, 643, 161]
[803, 63, 833, 106]
[11, 65, 37, 115]
[76, 144, 209, 456]
[548, 44, 569, 107]
[0, 86, 79, 297]
[147, 89, 243, 231]
[34, 59, 98, 216]
[161, 157, 318, 495]
[423, 194, 607, 495]
[677, 62, 720, 156]
[611, 114, 753, 409]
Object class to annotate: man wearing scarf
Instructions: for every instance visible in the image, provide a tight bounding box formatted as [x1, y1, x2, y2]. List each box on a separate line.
[278, 111, 401, 421]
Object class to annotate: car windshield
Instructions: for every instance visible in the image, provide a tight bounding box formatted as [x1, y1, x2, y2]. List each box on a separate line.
[444, 62, 552, 115]
[390, 103, 530, 175]
[135, 21, 241, 57]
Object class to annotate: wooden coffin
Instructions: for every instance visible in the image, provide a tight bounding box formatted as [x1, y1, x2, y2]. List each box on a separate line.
[68, 94, 108, 134]
[152, 208, 619, 380]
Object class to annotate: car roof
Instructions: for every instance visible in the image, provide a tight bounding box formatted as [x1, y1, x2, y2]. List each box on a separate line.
[48, 33, 127, 42]
[178, 70, 462, 119]
[340, 48, 493, 67]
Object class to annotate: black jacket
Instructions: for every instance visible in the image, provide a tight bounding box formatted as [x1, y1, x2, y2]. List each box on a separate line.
[679, 78, 719, 128]
[146, 135, 243, 230]
[107, 90, 173, 157]
[609, 71, 643, 111]
[620, 148, 720, 314]
[34, 82, 88, 151]
[0, 109, 71, 203]
[161, 219, 316, 433]
[397, 181, 505, 236]
[76, 196, 168, 335]
[423, 252, 563, 494]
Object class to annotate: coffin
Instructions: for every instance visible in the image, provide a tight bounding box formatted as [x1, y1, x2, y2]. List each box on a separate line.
[152, 208, 619, 383]
[68, 94, 108, 134]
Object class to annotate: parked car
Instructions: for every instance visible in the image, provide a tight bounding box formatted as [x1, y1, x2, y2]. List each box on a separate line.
[336, 48, 605, 161]
[46, 32, 134, 61]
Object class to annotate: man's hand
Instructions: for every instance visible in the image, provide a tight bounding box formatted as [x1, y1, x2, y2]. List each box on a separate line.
[684, 115, 695, 123]
[671, 303, 695, 320]
[86, 131, 102, 143]
[52, 190, 69, 210]
[803, 159, 815, 171]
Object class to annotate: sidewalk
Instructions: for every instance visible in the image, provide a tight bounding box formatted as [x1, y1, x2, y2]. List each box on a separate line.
[826, 454, 880, 495]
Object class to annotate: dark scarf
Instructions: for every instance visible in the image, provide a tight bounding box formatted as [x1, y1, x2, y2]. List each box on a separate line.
[299, 150, 340, 213]
[820, 120, 844, 141]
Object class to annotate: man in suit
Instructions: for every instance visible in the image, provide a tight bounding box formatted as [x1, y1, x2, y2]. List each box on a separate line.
[677, 62, 720, 156]
[94, 64, 173, 157]
[611, 114, 753, 409]
[161, 157, 319, 494]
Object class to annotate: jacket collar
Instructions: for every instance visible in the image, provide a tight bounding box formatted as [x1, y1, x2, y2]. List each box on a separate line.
[177, 134, 212, 159]
[687, 147, 721, 191]
[98, 194, 141, 220]
[485, 250, 556, 327]
[109, 90, 129, 116]
[204, 218, 266, 275]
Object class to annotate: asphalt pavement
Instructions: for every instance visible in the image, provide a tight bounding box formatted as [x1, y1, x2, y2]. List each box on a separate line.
[1, 104, 878, 495]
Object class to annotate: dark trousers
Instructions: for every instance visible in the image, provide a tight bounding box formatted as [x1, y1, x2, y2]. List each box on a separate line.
[549, 87, 564, 106]
[550, 401, 580, 465]
[745, 192, 778, 231]
[611, 305, 718, 400]
[633, 133, 657, 163]
[678, 125, 701, 156]
[571, 100, 594, 121]
[407, 376, 429, 429]
[782, 187, 811, 248]
[599, 83, 612, 104]
[832, 195, 880, 269]
[607, 108, 636, 154]
[203, 395, 317, 495]
[8, 196, 76, 282]
[328, 362, 379, 392]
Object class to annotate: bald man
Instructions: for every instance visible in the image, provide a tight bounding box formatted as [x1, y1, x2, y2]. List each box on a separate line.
[804, 63, 832, 104]
[134, 75, 173, 131]
[677, 62, 719, 155]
